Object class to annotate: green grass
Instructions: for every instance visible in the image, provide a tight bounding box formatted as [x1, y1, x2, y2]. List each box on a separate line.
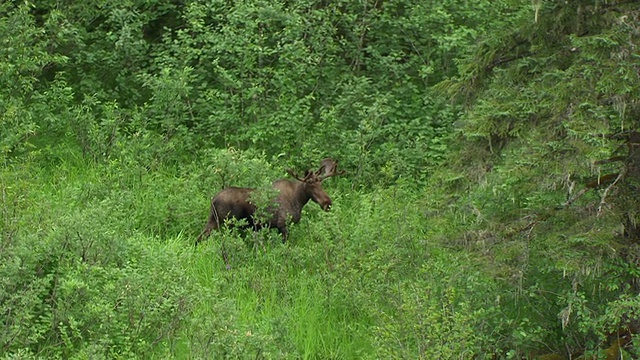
[2, 156, 634, 359]
[0, 159, 501, 358]
[179, 235, 374, 359]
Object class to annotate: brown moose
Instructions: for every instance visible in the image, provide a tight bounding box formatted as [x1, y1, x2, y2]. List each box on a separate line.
[196, 158, 342, 244]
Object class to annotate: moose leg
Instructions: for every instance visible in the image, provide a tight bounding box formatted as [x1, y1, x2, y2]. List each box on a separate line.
[195, 205, 220, 245]
[271, 216, 289, 243]
[277, 225, 288, 243]
[195, 222, 214, 245]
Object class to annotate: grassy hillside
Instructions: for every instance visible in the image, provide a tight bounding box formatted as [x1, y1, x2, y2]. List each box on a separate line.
[2, 153, 506, 358]
[2, 0, 639, 358]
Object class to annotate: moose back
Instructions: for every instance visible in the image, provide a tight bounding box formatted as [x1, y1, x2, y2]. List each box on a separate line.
[196, 158, 342, 244]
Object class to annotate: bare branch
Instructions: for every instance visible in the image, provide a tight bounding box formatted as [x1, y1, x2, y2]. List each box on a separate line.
[585, 173, 620, 189]
[563, 187, 590, 207]
[597, 168, 627, 216]
[594, 156, 627, 165]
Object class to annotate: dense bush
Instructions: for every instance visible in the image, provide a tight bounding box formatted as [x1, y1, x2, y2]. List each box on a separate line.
[2, 0, 640, 358]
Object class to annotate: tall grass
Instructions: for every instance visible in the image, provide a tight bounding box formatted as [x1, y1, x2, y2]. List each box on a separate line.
[5, 153, 629, 359]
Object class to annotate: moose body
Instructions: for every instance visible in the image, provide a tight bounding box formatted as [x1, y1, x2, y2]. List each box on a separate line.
[196, 159, 342, 244]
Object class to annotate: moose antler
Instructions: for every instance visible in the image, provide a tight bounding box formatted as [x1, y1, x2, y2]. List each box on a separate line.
[316, 158, 344, 181]
[287, 169, 313, 182]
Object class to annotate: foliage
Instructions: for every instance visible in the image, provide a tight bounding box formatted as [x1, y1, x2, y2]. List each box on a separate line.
[0, 2, 69, 161]
[2, 0, 640, 358]
[435, 0, 640, 356]
[0, 163, 198, 358]
[9, 0, 515, 184]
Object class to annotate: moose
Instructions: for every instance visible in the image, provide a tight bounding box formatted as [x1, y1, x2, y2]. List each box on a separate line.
[196, 158, 343, 244]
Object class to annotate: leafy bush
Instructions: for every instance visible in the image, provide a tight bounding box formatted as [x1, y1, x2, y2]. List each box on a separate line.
[1, 215, 196, 358]
[0, 162, 199, 359]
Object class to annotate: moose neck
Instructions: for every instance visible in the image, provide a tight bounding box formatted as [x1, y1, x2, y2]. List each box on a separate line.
[293, 181, 312, 208]
[273, 179, 311, 211]
[273, 180, 311, 224]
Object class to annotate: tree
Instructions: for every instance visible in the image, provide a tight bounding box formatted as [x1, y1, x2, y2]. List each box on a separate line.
[437, 0, 640, 354]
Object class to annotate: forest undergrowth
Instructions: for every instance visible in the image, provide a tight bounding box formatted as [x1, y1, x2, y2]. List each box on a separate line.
[2, 152, 508, 359]
[2, 147, 637, 359]
[2, 0, 640, 358]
